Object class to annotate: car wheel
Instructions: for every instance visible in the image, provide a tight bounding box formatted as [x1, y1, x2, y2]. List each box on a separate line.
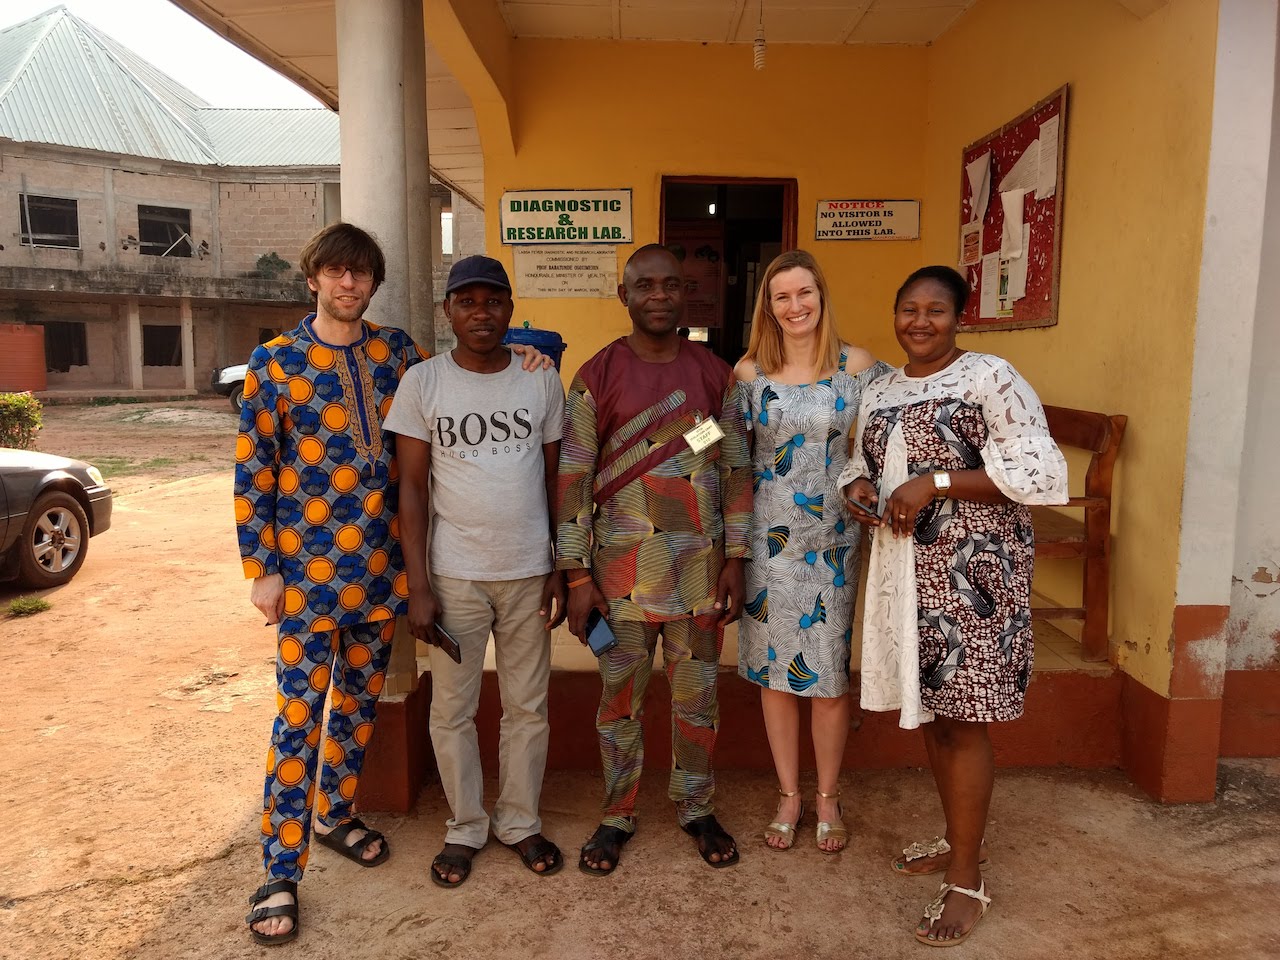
[230, 383, 245, 414]
[17, 491, 90, 589]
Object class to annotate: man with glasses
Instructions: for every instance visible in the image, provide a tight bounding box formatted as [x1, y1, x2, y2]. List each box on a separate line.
[235, 223, 547, 945]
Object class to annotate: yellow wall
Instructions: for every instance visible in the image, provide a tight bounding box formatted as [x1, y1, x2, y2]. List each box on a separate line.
[456, 0, 1220, 695]
[923, 0, 1218, 693]
[483, 40, 930, 373]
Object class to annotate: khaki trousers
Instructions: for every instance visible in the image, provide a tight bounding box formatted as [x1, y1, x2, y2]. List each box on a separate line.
[429, 574, 551, 848]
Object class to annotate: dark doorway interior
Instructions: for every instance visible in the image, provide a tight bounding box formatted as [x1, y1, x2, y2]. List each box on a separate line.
[660, 177, 795, 365]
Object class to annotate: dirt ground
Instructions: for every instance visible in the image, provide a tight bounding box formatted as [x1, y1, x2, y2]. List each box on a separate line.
[2, 402, 1278, 960]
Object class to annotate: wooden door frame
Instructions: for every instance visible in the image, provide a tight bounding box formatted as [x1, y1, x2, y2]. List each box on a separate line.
[658, 175, 798, 250]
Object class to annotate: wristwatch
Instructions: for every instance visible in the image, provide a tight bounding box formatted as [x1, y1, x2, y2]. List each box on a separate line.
[932, 470, 952, 497]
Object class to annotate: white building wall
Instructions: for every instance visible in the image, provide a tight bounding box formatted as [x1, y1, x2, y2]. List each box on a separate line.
[1228, 23, 1280, 671]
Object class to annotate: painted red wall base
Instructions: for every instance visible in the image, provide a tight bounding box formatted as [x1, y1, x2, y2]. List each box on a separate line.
[1220, 669, 1280, 757]
[473, 668, 1123, 773]
[357, 671, 433, 813]
[1121, 673, 1222, 803]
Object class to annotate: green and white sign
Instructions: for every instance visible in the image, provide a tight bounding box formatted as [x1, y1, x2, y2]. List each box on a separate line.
[501, 190, 632, 244]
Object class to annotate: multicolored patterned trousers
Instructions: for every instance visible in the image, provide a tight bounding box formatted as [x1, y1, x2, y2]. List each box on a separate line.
[596, 614, 723, 831]
[260, 618, 394, 881]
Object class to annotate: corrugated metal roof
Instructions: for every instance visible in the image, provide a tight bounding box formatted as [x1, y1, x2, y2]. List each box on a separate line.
[0, 6, 337, 168]
[201, 109, 339, 167]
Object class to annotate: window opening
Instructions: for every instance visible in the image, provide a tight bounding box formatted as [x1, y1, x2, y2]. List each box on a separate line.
[43, 321, 89, 372]
[138, 205, 193, 257]
[20, 195, 79, 248]
[142, 325, 183, 366]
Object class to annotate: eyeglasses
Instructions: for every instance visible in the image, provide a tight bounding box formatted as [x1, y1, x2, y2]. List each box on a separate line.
[319, 264, 374, 282]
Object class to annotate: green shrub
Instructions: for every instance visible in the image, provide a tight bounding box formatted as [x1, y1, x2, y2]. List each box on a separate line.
[254, 251, 292, 279]
[0, 392, 42, 449]
[9, 596, 50, 617]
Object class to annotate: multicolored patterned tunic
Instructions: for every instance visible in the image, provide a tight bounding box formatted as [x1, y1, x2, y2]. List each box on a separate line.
[738, 349, 891, 698]
[838, 352, 1068, 727]
[555, 337, 753, 618]
[234, 315, 429, 634]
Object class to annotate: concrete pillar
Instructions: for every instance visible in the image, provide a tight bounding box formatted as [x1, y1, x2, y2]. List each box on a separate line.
[403, 0, 435, 349]
[179, 296, 196, 392]
[429, 195, 444, 269]
[125, 296, 143, 390]
[337, 0, 417, 335]
[334, 2, 437, 811]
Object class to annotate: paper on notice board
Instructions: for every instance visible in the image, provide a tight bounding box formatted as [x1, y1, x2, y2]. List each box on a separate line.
[965, 151, 991, 224]
[999, 139, 1039, 193]
[999, 189, 1029, 259]
[980, 253, 1000, 318]
[1007, 224, 1031, 300]
[1037, 116, 1060, 199]
[960, 221, 982, 266]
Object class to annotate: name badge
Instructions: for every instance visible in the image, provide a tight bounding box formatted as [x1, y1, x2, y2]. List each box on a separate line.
[684, 415, 724, 454]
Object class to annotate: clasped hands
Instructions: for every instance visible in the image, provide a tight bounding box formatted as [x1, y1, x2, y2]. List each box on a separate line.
[842, 475, 937, 539]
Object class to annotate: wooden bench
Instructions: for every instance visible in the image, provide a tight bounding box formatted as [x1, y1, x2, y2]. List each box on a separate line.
[1030, 405, 1127, 662]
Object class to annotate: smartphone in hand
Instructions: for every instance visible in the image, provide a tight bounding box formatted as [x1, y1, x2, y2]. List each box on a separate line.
[585, 609, 618, 657]
[846, 496, 881, 520]
[433, 623, 462, 664]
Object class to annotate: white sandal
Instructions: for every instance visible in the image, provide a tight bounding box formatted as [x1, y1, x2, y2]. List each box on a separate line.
[891, 835, 989, 875]
[762, 788, 803, 850]
[915, 880, 991, 947]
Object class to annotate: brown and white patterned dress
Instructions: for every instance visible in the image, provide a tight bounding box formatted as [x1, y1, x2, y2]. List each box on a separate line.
[837, 352, 1067, 727]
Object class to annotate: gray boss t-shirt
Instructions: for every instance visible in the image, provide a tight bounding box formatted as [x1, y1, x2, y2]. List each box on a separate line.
[385, 351, 565, 581]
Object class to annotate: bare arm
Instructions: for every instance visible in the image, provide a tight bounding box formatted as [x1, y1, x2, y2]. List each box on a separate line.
[396, 434, 442, 642]
[540, 440, 567, 629]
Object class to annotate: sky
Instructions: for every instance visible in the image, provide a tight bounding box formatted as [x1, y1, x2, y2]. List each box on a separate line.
[2, 0, 323, 108]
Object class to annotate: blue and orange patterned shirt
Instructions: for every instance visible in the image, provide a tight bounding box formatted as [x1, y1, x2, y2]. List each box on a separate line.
[233, 315, 430, 634]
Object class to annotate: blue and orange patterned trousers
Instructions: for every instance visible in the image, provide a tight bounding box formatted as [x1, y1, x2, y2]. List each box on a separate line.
[596, 613, 723, 831]
[260, 618, 394, 881]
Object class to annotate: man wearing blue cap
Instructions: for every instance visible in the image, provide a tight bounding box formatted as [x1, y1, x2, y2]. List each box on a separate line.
[386, 255, 568, 887]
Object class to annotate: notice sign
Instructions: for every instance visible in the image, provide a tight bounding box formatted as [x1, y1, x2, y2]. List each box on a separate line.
[513, 245, 618, 299]
[814, 199, 920, 241]
[501, 189, 632, 244]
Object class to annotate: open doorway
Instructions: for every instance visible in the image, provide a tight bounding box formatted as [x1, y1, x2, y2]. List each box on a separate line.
[660, 177, 797, 365]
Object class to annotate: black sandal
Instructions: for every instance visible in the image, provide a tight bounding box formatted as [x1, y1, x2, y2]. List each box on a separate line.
[245, 878, 298, 947]
[315, 817, 390, 867]
[578, 823, 633, 877]
[505, 834, 564, 876]
[683, 814, 740, 868]
[431, 843, 478, 888]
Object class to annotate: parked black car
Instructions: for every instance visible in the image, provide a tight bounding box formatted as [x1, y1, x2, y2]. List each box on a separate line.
[0, 448, 113, 588]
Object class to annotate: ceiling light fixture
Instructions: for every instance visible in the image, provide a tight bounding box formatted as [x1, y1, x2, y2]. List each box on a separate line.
[753, 1, 766, 70]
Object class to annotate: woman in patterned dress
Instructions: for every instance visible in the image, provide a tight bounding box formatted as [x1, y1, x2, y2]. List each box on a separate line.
[838, 265, 1067, 946]
[734, 250, 889, 853]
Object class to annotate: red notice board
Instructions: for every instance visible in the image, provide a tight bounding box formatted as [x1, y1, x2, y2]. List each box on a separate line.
[959, 86, 1067, 331]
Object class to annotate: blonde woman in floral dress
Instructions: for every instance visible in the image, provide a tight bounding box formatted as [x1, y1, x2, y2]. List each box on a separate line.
[735, 250, 889, 853]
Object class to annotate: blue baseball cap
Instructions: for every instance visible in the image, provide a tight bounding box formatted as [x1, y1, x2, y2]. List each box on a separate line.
[445, 255, 511, 295]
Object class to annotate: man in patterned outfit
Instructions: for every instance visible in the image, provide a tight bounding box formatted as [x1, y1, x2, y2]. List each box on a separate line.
[236, 224, 546, 944]
[557, 244, 753, 875]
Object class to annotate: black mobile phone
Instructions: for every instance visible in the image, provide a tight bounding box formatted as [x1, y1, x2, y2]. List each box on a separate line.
[585, 609, 618, 657]
[433, 623, 462, 664]
[847, 496, 881, 519]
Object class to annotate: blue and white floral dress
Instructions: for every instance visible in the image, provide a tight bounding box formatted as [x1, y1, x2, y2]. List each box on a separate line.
[738, 347, 891, 698]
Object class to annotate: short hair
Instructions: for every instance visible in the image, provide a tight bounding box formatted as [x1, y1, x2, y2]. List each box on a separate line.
[623, 243, 678, 280]
[894, 265, 969, 314]
[743, 249, 842, 380]
[299, 222, 387, 290]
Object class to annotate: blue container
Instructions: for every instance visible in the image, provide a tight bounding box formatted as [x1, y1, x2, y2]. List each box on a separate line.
[503, 323, 568, 371]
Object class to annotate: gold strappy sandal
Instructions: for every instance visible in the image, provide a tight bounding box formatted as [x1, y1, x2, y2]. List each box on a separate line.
[815, 789, 848, 853]
[762, 788, 803, 851]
